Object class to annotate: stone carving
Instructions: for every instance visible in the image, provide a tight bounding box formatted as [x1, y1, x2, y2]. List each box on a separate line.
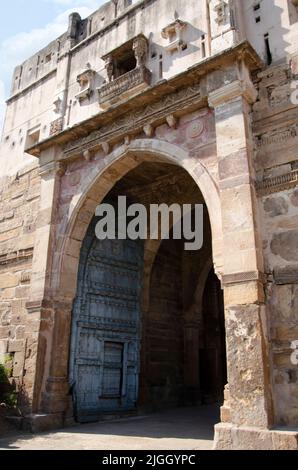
[64, 81, 201, 158]
[253, 65, 294, 119]
[132, 35, 148, 67]
[98, 66, 151, 109]
[53, 97, 63, 115]
[166, 115, 178, 129]
[83, 149, 92, 162]
[105, 56, 115, 83]
[256, 169, 298, 196]
[213, 1, 228, 25]
[50, 117, 63, 136]
[102, 142, 110, 155]
[0, 248, 33, 266]
[143, 124, 154, 137]
[187, 120, 204, 139]
[255, 125, 298, 148]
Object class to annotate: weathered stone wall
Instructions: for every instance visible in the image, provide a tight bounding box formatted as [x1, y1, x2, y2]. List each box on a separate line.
[144, 238, 184, 409]
[253, 61, 298, 426]
[0, 164, 40, 409]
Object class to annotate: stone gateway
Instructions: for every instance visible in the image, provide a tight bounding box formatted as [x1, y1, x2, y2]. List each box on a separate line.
[0, 0, 298, 450]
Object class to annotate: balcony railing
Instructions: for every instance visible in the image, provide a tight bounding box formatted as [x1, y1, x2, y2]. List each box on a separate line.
[98, 66, 151, 109]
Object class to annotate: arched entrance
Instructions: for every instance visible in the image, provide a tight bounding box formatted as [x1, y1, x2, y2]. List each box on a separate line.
[68, 159, 227, 422]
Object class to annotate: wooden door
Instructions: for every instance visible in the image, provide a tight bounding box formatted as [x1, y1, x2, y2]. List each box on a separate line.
[70, 219, 143, 422]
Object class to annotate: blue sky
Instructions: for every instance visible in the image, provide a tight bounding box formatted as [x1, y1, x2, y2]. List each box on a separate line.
[0, 0, 107, 129]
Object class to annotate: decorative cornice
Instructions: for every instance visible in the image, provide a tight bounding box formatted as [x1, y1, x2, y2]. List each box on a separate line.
[62, 82, 202, 160]
[24, 41, 262, 158]
[256, 170, 298, 196]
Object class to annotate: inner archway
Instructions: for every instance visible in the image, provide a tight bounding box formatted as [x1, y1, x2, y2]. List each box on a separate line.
[68, 159, 227, 422]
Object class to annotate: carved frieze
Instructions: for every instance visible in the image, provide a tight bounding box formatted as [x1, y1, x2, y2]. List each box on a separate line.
[0, 248, 34, 267]
[253, 65, 296, 120]
[98, 66, 151, 109]
[256, 170, 298, 196]
[255, 125, 298, 148]
[64, 81, 202, 159]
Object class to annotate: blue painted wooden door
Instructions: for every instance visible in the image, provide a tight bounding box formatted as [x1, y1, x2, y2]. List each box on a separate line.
[70, 218, 143, 422]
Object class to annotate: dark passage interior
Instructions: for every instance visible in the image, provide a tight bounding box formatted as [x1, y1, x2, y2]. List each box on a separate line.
[70, 161, 227, 422]
[111, 161, 227, 412]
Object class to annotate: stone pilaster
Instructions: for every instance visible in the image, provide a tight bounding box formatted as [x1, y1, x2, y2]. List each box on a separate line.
[25, 150, 65, 414]
[209, 76, 273, 441]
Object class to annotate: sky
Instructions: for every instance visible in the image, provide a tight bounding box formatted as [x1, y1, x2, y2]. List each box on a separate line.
[0, 0, 107, 130]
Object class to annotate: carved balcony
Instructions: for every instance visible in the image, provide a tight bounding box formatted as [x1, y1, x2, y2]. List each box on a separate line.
[98, 65, 151, 109]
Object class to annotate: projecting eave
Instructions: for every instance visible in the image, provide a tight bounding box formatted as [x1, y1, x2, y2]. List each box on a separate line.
[25, 41, 263, 159]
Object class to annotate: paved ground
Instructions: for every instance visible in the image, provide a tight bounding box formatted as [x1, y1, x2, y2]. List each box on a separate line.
[0, 406, 218, 450]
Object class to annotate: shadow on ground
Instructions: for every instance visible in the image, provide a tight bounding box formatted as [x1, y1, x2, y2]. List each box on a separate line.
[0, 405, 220, 450]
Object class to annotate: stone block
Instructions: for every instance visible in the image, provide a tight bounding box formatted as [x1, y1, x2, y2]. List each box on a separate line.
[231, 426, 273, 450]
[272, 430, 298, 450]
[0, 272, 19, 289]
[23, 413, 64, 433]
[213, 423, 233, 450]
[13, 351, 25, 377]
[0, 326, 11, 339]
[8, 340, 24, 353]
[271, 230, 298, 262]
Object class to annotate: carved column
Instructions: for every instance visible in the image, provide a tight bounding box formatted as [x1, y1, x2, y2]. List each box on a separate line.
[208, 73, 273, 435]
[132, 36, 148, 67]
[105, 55, 115, 83]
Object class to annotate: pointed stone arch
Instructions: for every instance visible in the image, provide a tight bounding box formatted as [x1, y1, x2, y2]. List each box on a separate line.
[55, 138, 223, 300]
